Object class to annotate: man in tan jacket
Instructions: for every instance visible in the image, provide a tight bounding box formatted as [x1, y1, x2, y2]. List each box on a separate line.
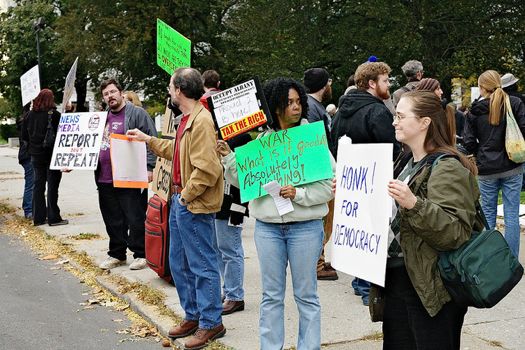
[127, 68, 225, 350]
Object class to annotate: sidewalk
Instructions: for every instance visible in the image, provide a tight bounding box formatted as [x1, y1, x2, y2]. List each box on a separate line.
[1, 145, 524, 350]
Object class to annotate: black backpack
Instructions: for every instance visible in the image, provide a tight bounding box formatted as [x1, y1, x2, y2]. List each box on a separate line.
[42, 110, 56, 149]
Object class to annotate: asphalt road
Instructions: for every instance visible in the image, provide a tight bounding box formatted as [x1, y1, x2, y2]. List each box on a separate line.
[0, 232, 164, 350]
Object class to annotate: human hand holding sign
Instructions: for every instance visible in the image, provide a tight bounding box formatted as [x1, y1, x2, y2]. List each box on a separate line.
[388, 179, 417, 209]
[216, 140, 232, 156]
[126, 128, 152, 143]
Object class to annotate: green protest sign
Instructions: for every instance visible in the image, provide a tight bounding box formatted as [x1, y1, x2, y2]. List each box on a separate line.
[156, 19, 191, 75]
[235, 121, 333, 202]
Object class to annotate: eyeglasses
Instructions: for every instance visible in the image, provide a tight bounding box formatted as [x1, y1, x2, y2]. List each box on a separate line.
[102, 89, 119, 97]
[393, 114, 419, 122]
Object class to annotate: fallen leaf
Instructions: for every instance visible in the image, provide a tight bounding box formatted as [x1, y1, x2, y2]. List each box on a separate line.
[116, 304, 129, 311]
[55, 259, 69, 265]
[87, 299, 100, 305]
[161, 339, 171, 347]
[40, 254, 58, 260]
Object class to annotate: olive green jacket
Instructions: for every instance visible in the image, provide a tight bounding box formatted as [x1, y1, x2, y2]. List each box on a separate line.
[398, 157, 483, 317]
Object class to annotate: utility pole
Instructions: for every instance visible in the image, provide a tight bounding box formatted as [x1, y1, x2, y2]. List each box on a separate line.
[32, 17, 45, 84]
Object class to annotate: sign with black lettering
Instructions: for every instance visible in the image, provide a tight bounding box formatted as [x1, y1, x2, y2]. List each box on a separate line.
[50, 112, 107, 170]
[331, 138, 393, 287]
[208, 77, 271, 140]
[151, 102, 179, 201]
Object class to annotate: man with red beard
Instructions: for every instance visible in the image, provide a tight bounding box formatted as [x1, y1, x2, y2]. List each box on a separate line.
[329, 61, 400, 305]
[97, 78, 157, 271]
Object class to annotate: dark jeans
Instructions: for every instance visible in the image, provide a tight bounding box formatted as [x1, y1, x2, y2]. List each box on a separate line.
[97, 182, 146, 260]
[32, 159, 63, 224]
[21, 159, 34, 217]
[383, 266, 467, 350]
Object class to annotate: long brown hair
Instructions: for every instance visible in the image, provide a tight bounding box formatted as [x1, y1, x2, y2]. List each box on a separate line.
[32, 89, 56, 112]
[478, 70, 508, 126]
[401, 91, 477, 175]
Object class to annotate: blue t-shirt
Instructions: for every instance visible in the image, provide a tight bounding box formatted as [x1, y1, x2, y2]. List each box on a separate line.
[97, 108, 125, 183]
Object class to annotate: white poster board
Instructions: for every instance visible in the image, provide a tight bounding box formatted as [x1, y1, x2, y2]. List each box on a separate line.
[20, 65, 40, 106]
[110, 134, 148, 189]
[62, 57, 78, 110]
[331, 138, 393, 287]
[50, 112, 107, 170]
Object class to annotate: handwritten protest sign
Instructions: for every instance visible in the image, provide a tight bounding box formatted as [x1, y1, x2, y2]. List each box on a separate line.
[110, 134, 148, 189]
[20, 65, 40, 106]
[331, 138, 393, 286]
[50, 112, 107, 170]
[152, 102, 179, 201]
[62, 57, 78, 111]
[208, 78, 271, 140]
[235, 121, 332, 203]
[156, 19, 191, 75]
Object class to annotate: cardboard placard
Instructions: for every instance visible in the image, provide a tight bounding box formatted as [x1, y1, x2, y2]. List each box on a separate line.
[20, 65, 40, 106]
[50, 112, 107, 170]
[156, 19, 191, 75]
[151, 102, 179, 201]
[110, 134, 148, 189]
[62, 57, 78, 111]
[330, 138, 393, 287]
[234, 121, 332, 202]
[208, 77, 271, 140]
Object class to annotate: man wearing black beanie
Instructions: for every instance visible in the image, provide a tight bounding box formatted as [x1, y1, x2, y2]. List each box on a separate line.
[303, 67, 338, 281]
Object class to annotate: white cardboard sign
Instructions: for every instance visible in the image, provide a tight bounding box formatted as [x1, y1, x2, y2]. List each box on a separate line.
[20, 65, 40, 106]
[331, 138, 393, 287]
[62, 57, 78, 110]
[50, 112, 107, 170]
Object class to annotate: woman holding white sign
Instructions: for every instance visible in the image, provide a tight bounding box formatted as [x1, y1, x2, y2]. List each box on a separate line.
[217, 77, 334, 350]
[384, 91, 481, 349]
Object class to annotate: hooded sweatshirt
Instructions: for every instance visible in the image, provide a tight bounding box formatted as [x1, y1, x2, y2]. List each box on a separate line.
[330, 89, 400, 159]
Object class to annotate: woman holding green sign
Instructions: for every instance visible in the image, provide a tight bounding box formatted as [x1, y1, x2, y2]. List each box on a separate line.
[217, 77, 334, 350]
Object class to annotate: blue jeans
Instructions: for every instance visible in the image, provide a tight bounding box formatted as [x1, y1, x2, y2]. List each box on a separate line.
[21, 159, 34, 217]
[168, 194, 222, 329]
[255, 219, 323, 350]
[352, 278, 371, 305]
[214, 219, 245, 301]
[479, 173, 522, 257]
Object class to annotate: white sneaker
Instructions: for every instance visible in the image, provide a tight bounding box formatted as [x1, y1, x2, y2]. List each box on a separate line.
[129, 258, 148, 270]
[99, 257, 126, 270]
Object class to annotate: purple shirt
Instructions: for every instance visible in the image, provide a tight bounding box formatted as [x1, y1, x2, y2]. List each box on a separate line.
[97, 107, 125, 183]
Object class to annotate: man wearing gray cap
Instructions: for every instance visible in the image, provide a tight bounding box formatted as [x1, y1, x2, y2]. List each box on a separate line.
[502, 73, 525, 105]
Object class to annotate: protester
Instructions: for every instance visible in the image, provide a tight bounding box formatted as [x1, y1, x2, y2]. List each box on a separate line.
[215, 134, 251, 315]
[383, 90, 482, 349]
[218, 77, 334, 350]
[96, 78, 157, 271]
[124, 91, 142, 107]
[21, 89, 68, 227]
[330, 61, 400, 305]
[200, 69, 221, 110]
[392, 60, 424, 107]
[16, 103, 33, 219]
[127, 68, 225, 349]
[416, 78, 458, 145]
[463, 70, 525, 258]
[303, 68, 338, 281]
[303, 67, 333, 143]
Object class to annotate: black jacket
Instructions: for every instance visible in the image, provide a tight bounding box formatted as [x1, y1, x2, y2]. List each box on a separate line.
[330, 89, 400, 158]
[22, 109, 60, 165]
[16, 111, 31, 164]
[463, 96, 525, 175]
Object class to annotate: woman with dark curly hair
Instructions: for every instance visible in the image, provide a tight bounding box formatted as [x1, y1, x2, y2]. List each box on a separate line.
[22, 89, 68, 226]
[217, 77, 334, 350]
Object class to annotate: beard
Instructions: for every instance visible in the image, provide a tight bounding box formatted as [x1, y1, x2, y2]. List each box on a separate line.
[377, 86, 390, 100]
[322, 85, 332, 102]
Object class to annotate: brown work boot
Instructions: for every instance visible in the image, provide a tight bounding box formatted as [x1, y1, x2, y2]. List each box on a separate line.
[184, 324, 226, 350]
[222, 300, 245, 315]
[317, 262, 339, 280]
[168, 319, 199, 339]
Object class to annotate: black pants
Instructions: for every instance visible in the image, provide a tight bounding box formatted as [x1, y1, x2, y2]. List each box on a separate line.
[383, 266, 467, 350]
[97, 182, 146, 260]
[32, 159, 63, 225]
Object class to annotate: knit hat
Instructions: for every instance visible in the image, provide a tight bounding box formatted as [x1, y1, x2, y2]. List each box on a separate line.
[501, 73, 519, 88]
[303, 68, 330, 93]
[416, 78, 440, 92]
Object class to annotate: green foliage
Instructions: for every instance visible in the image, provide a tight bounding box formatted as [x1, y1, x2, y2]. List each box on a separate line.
[0, 124, 18, 140]
[1, 0, 525, 113]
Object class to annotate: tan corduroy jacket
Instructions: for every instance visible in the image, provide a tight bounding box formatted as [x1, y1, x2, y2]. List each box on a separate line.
[148, 103, 223, 214]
